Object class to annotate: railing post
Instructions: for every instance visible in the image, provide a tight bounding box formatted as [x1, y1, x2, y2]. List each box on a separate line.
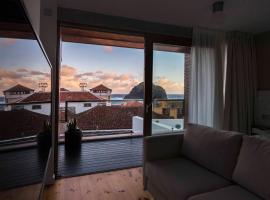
[65, 101, 68, 122]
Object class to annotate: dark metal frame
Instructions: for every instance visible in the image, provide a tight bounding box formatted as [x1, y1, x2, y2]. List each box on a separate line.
[143, 35, 191, 137]
[55, 22, 191, 179]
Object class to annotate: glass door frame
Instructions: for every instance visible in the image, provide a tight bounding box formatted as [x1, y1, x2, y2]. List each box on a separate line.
[143, 35, 191, 137]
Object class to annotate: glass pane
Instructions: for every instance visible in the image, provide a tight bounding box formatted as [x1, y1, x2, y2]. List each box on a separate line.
[152, 43, 185, 135]
[0, 0, 51, 195]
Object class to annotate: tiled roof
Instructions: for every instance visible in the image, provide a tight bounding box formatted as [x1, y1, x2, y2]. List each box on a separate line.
[60, 91, 102, 102]
[3, 84, 34, 93]
[121, 101, 143, 107]
[76, 105, 143, 130]
[90, 84, 112, 92]
[0, 109, 49, 140]
[60, 88, 69, 91]
[18, 91, 102, 103]
[19, 92, 51, 103]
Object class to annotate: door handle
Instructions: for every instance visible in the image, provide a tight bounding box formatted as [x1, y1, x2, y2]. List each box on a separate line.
[145, 102, 152, 113]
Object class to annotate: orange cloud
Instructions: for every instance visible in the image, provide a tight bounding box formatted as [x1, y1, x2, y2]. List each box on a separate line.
[0, 67, 51, 95]
[0, 38, 17, 46]
[154, 77, 184, 94]
[59, 65, 141, 93]
[61, 65, 77, 76]
[103, 46, 113, 53]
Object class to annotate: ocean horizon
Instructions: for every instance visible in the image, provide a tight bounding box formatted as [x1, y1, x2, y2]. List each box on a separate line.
[111, 94, 184, 100]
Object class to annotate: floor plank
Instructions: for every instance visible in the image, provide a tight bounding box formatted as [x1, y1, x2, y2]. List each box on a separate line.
[44, 167, 153, 200]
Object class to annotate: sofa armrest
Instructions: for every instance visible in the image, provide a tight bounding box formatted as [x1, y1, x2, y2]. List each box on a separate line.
[144, 132, 184, 162]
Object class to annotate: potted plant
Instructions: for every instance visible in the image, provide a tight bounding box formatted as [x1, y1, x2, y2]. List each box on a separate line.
[65, 118, 82, 150]
[37, 121, 52, 154]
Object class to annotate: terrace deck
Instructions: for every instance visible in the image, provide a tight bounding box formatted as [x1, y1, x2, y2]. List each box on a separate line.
[0, 137, 143, 190]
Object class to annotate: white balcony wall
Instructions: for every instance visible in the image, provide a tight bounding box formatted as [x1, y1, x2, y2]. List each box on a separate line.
[132, 116, 184, 135]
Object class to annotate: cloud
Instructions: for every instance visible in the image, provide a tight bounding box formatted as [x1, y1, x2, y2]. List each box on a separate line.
[103, 46, 113, 53]
[0, 38, 17, 46]
[58, 64, 141, 93]
[154, 77, 184, 94]
[61, 65, 77, 76]
[0, 67, 51, 94]
[0, 63, 142, 94]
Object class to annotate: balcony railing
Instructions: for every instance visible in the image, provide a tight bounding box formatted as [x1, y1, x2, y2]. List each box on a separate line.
[62, 99, 184, 136]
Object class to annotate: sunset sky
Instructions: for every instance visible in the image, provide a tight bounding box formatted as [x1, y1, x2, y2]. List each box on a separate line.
[0, 38, 185, 95]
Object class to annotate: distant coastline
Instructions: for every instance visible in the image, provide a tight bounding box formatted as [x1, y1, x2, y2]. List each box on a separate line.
[111, 94, 184, 100]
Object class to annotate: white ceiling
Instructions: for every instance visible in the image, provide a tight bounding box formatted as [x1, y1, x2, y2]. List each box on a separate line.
[58, 0, 270, 34]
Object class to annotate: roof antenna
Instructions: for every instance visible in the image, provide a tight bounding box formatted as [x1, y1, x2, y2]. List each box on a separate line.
[79, 82, 87, 92]
[38, 82, 48, 92]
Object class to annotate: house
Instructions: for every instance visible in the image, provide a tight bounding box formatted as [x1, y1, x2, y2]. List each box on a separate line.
[89, 84, 112, 100]
[15, 90, 103, 115]
[3, 84, 34, 104]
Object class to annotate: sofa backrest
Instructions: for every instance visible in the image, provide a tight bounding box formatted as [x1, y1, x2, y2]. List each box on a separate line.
[233, 136, 270, 200]
[182, 124, 243, 180]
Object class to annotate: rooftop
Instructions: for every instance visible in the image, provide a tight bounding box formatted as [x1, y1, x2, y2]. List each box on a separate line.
[0, 109, 49, 140]
[18, 91, 102, 104]
[3, 84, 34, 93]
[76, 105, 143, 130]
[90, 84, 112, 92]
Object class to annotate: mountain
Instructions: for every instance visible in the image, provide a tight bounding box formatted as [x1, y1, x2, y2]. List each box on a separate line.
[124, 82, 167, 99]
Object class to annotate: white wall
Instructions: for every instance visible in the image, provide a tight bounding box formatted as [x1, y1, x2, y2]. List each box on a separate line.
[132, 116, 184, 135]
[68, 102, 99, 114]
[39, 0, 58, 67]
[22, 0, 41, 35]
[24, 103, 51, 115]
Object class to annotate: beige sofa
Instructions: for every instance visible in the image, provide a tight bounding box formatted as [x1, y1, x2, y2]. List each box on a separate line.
[144, 124, 270, 200]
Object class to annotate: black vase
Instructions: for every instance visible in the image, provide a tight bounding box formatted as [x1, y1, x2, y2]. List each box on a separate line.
[37, 131, 51, 154]
[65, 129, 82, 151]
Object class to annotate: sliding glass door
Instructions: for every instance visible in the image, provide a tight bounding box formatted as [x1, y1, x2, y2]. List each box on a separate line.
[144, 38, 190, 136]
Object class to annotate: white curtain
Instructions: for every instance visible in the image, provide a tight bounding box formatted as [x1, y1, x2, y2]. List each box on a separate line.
[223, 32, 257, 134]
[189, 28, 225, 128]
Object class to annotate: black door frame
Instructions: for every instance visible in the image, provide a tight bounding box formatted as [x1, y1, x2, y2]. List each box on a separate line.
[143, 35, 191, 137]
[55, 23, 191, 178]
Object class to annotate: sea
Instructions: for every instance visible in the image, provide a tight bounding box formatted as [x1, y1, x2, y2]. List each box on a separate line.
[110, 94, 184, 105]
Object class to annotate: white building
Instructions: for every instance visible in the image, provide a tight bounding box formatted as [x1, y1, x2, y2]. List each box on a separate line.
[90, 84, 112, 100]
[3, 84, 34, 103]
[2, 84, 109, 116]
[16, 91, 104, 115]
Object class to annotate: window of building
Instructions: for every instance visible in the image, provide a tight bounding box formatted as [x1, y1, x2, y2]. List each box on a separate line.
[32, 105, 42, 110]
[84, 103, 92, 107]
[162, 108, 170, 116]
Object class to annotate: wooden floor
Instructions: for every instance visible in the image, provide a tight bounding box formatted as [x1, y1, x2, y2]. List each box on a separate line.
[44, 167, 153, 200]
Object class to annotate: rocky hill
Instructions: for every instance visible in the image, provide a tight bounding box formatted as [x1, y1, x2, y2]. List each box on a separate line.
[124, 82, 167, 99]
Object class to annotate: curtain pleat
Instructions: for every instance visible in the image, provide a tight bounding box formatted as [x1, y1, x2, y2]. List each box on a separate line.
[189, 28, 225, 128]
[223, 32, 257, 134]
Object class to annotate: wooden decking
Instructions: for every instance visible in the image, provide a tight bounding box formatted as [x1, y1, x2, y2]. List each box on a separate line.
[0, 184, 41, 200]
[0, 137, 143, 191]
[45, 167, 152, 200]
[0, 147, 47, 190]
[58, 137, 143, 177]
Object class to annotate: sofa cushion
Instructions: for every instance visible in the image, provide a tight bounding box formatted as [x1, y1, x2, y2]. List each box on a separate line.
[188, 185, 262, 200]
[233, 136, 270, 200]
[145, 158, 231, 200]
[182, 124, 242, 179]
